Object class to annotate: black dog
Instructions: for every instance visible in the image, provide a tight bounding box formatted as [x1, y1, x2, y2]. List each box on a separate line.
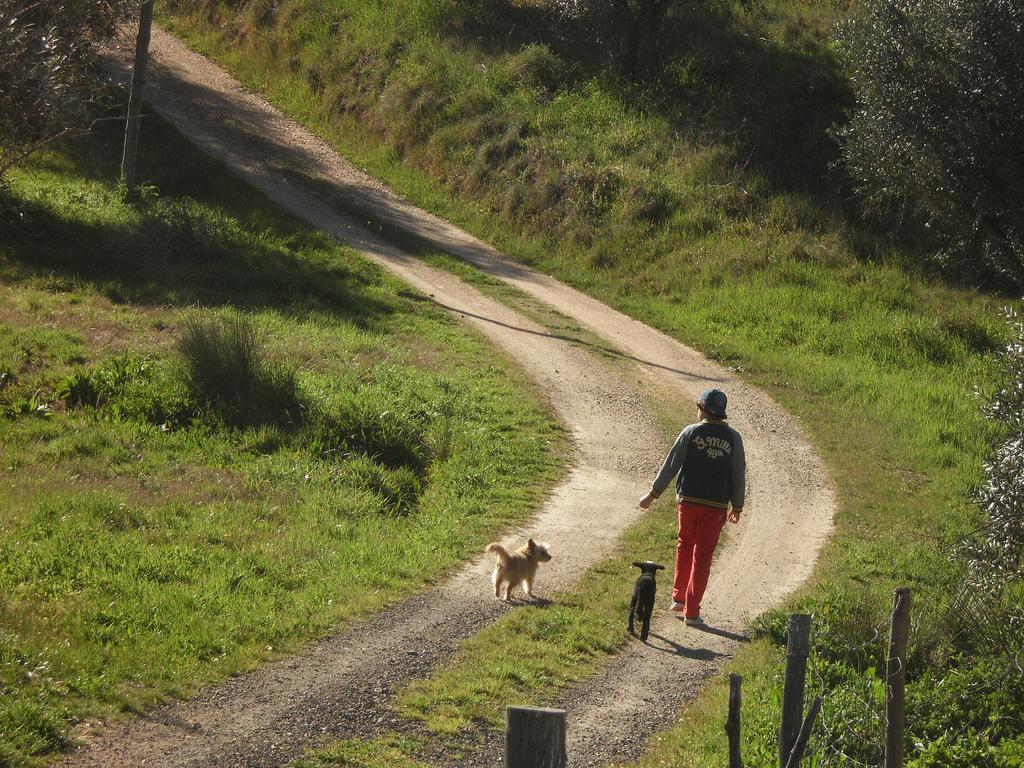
[628, 561, 665, 641]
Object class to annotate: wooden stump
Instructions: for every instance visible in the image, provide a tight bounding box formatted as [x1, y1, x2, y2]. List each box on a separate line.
[505, 706, 567, 768]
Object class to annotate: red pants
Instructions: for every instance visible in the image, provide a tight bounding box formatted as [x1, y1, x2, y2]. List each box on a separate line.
[673, 501, 726, 618]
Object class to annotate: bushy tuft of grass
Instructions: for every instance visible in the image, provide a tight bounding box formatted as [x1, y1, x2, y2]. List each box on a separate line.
[132, 197, 232, 264]
[59, 353, 191, 426]
[309, 391, 430, 471]
[177, 314, 304, 428]
[339, 454, 423, 516]
[59, 368, 101, 408]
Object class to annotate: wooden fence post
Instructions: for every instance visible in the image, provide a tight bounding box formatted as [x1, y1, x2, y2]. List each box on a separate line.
[121, 0, 155, 196]
[778, 613, 812, 768]
[505, 706, 567, 768]
[783, 695, 823, 768]
[726, 673, 743, 768]
[885, 588, 911, 768]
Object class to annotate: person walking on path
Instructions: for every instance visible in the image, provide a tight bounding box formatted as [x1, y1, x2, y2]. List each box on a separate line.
[638, 388, 745, 625]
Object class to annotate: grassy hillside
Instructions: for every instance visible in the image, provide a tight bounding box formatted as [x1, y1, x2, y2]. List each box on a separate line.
[0, 119, 565, 766]
[152, 1, 1024, 765]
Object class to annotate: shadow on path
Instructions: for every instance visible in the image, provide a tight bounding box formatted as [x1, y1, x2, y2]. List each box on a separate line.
[673, 620, 750, 643]
[427, 300, 722, 382]
[645, 633, 730, 661]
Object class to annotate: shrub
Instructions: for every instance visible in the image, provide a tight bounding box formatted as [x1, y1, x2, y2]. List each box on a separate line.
[946, 308, 1024, 670]
[0, 0, 132, 181]
[177, 315, 304, 427]
[959, 309, 1024, 576]
[838, 0, 1024, 288]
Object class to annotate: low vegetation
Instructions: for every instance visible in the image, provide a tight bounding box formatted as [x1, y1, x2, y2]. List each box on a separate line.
[0, 119, 565, 766]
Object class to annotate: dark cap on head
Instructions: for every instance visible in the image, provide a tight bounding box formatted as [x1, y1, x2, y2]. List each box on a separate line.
[698, 388, 728, 419]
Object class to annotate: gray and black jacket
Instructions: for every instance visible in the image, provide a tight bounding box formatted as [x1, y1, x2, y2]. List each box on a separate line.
[651, 419, 746, 510]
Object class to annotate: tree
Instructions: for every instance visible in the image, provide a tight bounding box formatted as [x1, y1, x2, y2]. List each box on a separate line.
[838, 0, 1024, 288]
[0, 0, 132, 183]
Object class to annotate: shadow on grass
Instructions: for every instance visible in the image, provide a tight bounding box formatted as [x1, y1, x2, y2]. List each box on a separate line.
[0, 118, 396, 328]
[0, 195, 392, 327]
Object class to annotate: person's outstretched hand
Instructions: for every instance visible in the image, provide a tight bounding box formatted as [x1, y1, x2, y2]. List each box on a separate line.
[639, 492, 657, 509]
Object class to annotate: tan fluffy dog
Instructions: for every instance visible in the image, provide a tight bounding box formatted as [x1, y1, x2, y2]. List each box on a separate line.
[486, 539, 552, 601]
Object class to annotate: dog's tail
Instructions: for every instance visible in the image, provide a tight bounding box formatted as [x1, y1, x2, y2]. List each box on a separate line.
[486, 542, 511, 563]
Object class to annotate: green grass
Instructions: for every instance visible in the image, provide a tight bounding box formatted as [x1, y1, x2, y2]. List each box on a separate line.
[0, 119, 566, 766]
[293, 735, 434, 768]
[395, 502, 678, 736]
[151, 1, 1023, 765]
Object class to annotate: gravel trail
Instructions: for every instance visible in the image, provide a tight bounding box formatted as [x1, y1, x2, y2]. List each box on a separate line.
[58, 29, 834, 767]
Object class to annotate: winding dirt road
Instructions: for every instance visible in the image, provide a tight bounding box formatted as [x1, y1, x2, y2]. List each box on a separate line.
[60, 29, 835, 767]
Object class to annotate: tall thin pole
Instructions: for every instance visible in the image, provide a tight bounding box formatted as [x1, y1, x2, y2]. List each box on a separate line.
[121, 0, 154, 196]
[885, 588, 911, 768]
[727, 673, 743, 768]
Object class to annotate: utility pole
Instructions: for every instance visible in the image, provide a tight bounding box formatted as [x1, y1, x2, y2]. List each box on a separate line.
[121, 0, 154, 197]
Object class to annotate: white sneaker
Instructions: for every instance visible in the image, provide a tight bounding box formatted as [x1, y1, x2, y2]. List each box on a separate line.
[684, 615, 705, 626]
[668, 601, 686, 613]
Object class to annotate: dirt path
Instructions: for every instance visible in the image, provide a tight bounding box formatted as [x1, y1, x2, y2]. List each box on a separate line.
[60, 29, 835, 767]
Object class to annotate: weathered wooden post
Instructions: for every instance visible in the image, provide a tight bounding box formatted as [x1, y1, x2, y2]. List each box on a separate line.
[506, 706, 567, 768]
[783, 695, 823, 768]
[726, 673, 743, 768]
[778, 613, 812, 768]
[885, 588, 911, 768]
[121, 0, 155, 196]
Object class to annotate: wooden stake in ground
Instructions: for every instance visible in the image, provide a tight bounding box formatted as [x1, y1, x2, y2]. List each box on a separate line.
[505, 706, 567, 768]
[885, 588, 911, 768]
[783, 695, 823, 768]
[779, 613, 812, 768]
[121, 0, 155, 196]
[727, 673, 743, 768]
